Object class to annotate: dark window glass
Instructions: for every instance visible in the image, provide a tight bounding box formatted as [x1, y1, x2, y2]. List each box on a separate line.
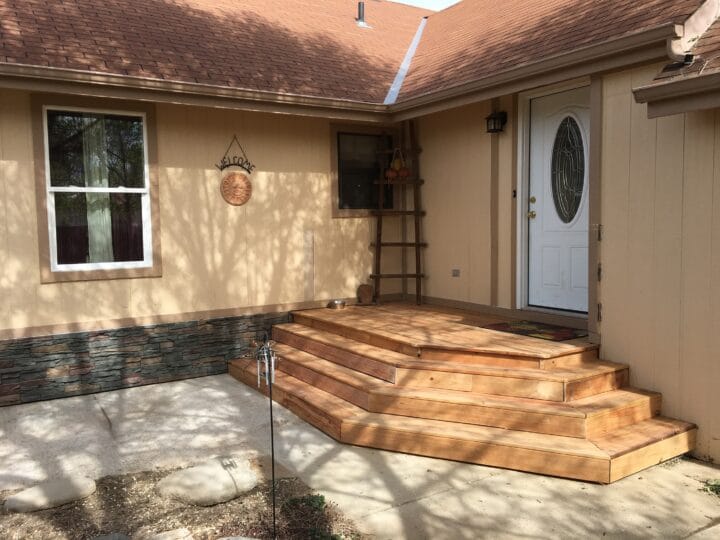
[337, 132, 393, 210]
[55, 193, 144, 264]
[551, 117, 585, 223]
[48, 111, 145, 188]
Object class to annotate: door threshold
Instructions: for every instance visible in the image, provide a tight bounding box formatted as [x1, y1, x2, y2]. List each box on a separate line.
[525, 305, 588, 319]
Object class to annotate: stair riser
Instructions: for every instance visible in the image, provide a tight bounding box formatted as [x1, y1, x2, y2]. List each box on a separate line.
[292, 313, 420, 356]
[277, 358, 585, 435]
[418, 349, 543, 368]
[273, 327, 396, 383]
[395, 367, 628, 402]
[228, 360, 696, 484]
[341, 421, 611, 483]
[609, 429, 696, 482]
[276, 359, 654, 437]
[279, 358, 370, 409]
[566, 368, 629, 401]
[585, 394, 662, 439]
[369, 394, 587, 437]
[419, 348, 598, 369]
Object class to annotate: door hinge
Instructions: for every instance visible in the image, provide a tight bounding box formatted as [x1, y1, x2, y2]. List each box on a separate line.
[595, 223, 603, 242]
[597, 262, 602, 282]
[597, 302, 603, 322]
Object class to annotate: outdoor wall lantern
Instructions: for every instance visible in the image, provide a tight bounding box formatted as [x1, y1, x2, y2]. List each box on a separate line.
[486, 111, 508, 133]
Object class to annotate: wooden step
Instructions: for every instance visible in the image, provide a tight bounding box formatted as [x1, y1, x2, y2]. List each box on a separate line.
[274, 344, 385, 409]
[274, 323, 627, 402]
[228, 359, 696, 483]
[370, 386, 661, 439]
[292, 307, 598, 369]
[271, 342, 652, 437]
[229, 358, 358, 440]
[593, 417, 698, 482]
[374, 179, 425, 186]
[273, 323, 402, 383]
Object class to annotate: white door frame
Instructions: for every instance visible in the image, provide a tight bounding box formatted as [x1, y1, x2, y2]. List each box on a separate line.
[516, 77, 591, 318]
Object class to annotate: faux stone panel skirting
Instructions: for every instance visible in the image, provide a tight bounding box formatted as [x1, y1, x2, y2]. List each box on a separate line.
[0, 312, 290, 406]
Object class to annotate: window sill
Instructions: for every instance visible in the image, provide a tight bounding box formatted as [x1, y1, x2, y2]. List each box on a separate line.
[40, 264, 162, 284]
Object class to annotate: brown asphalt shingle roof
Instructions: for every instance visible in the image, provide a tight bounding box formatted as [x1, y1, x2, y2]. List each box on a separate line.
[0, 0, 711, 105]
[398, 0, 703, 101]
[652, 16, 720, 82]
[0, 0, 429, 103]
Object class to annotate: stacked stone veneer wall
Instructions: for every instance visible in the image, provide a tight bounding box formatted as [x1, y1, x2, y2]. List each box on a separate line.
[0, 312, 290, 406]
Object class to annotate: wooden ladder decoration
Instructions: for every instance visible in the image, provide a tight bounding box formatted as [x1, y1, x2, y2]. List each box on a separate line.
[371, 120, 426, 305]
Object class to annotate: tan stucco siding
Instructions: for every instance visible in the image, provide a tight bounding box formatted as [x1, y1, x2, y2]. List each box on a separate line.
[418, 100, 515, 308]
[0, 90, 392, 333]
[600, 65, 720, 462]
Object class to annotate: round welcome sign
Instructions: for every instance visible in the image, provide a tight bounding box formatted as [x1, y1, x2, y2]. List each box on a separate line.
[221, 171, 252, 206]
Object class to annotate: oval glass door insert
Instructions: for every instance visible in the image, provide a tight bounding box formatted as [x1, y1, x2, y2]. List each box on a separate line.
[551, 117, 585, 223]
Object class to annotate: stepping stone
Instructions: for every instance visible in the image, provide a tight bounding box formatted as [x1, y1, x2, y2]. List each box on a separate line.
[4, 476, 96, 513]
[157, 456, 259, 507]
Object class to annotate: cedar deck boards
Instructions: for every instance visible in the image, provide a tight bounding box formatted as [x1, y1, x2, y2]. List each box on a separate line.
[292, 305, 598, 368]
[229, 303, 696, 483]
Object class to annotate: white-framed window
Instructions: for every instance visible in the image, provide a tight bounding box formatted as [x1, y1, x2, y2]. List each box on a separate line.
[43, 106, 153, 272]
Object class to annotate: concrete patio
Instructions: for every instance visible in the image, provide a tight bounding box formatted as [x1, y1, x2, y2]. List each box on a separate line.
[1, 374, 718, 539]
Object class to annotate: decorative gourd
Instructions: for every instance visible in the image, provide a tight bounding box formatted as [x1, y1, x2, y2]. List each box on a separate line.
[385, 168, 398, 180]
[398, 166, 412, 178]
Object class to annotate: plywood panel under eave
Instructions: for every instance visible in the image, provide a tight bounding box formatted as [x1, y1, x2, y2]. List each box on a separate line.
[599, 71, 633, 364]
[624, 66, 658, 389]
[651, 114, 685, 416]
[0, 91, 9, 329]
[419, 102, 492, 305]
[0, 90, 44, 330]
[497, 95, 516, 309]
[679, 110, 715, 459]
[709, 109, 720, 461]
[157, 105, 234, 314]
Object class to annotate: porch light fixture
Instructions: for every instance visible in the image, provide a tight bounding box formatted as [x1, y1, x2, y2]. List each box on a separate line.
[486, 111, 508, 133]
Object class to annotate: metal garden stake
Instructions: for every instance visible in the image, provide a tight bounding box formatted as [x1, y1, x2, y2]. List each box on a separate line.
[256, 332, 278, 539]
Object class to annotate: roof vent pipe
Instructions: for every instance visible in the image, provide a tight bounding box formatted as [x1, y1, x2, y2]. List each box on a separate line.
[357, 2, 371, 28]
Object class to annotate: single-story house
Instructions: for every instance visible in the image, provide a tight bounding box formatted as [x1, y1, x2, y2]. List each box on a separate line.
[0, 0, 718, 476]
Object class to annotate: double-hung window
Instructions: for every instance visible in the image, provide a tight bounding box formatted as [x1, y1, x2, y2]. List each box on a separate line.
[43, 107, 153, 272]
[331, 125, 396, 218]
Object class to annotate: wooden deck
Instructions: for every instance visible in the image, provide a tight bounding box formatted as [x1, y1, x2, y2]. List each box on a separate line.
[229, 303, 696, 483]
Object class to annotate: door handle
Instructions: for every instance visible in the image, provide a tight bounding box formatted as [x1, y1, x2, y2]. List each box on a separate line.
[527, 210, 537, 219]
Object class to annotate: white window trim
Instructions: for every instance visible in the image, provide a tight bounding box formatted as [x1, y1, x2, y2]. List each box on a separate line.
[43, 105, 153, 272]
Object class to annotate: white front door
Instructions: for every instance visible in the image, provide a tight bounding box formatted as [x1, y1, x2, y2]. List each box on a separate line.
[528, 86, 590, 313]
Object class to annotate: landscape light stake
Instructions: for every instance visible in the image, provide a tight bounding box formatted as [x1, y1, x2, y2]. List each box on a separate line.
[255, 332, 278, 539]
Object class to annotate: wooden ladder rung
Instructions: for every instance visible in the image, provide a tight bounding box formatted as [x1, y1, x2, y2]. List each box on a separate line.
[371, 242, 428, 248]
[375, 148, 422, 155]
[374, 179, 424, 186]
